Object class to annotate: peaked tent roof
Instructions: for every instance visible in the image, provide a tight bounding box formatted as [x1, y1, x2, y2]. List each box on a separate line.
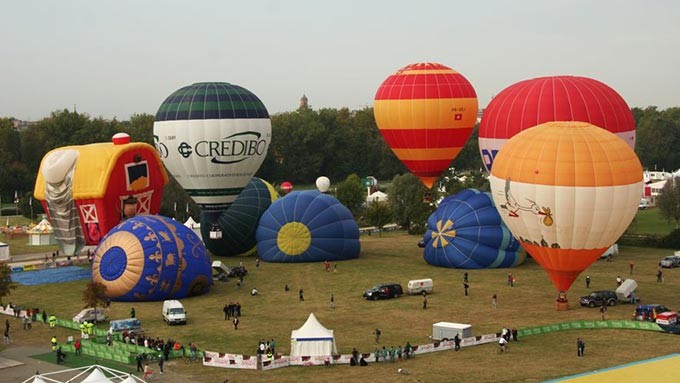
[366, 191, 388, 203]
[28, 218, 53, 233]
[82, 368, 110, 383]
[291, 313, 334, 340]
[184, 216, 198, 228]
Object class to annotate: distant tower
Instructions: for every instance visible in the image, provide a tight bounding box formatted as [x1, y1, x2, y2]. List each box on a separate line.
[299, 94, 309, 111]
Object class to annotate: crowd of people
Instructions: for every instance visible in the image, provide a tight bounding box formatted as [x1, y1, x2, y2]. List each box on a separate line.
[255, 339, 276, 358]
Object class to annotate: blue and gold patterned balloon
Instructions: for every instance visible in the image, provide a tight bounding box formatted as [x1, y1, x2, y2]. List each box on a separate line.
[92, 215, 212, 301]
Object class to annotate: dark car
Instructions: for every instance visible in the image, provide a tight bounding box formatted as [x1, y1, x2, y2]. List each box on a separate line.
[633, 304, 672, 321]
[363, 283, 403, 300]
[579, 290, 618, 307]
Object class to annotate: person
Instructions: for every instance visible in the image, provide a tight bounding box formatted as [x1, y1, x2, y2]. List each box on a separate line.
[629, 262, 634, 274]
[585, 275, 591, 289]
[492, 293, 498, 309]
[577, 337, 585, 357]
[463, 272, 469, 283]
[352, 347, 359, 365]
[299, 289, 304, 301]
[507, 273, 514, 287]
[56, 346, 65, 364]
[233, 316, 239, 330]
[498, 337, 508, 353]
[51, 335, 58, 351]
[3, 328, 9, 345]
[255, 258, 260, 268]
[42, 311, 48, 324]
[329, 293, 335, 309]
[106, 331, 112, 346]
[453, 334, 461, 351]
[143, 363, 153, 380]
[251, 287, 259, 296]
[616, 275, 622, 287]
[136, 353, 144, 371]
[333, 264, 338, 273]
[374, 328, 381, 343]
[74, 339, 82, 355]
[359, 356, 368, 366]
[464, 282, 470, 296]
[511, 328, 518, 342]
[422, 293, 428, 309]
[324, 259, 330, 272]
[49, 315, 56, 328]
[130, 307, 136, 318]
[600, 303, 607, 320]
[158, 354, 164, 374]
[284, 284, 290, 292]
[657, 269, 663, 283]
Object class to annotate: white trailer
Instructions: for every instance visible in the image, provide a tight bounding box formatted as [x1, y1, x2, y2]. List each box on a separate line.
[432, 322, 472, 341]
[616, 279, 638, 303]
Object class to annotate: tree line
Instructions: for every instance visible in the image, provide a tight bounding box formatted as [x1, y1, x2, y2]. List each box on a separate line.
[1, 105, 679, 220]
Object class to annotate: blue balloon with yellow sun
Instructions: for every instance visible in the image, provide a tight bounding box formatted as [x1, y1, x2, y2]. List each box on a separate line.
[256, 191, 360, 262]
[423, 189, 524, 269]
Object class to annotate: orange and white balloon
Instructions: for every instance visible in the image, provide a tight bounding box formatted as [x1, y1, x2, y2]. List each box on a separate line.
[489, 121, 643, 293]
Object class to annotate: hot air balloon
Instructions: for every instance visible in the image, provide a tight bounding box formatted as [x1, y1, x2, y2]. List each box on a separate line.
[153, 82, 271, 247]
[92, 215, 212, 302]
[280, 181, 294, 195]
[423, 189, 524, 269]
[374, 62, 478, 188]
[256, 191, 360, 262]
[34, 133, 168, 255]
[489, 122, 643, 306]
[478, 75, 635, 172]
[316, 176, 330, 193]
[201, 177, 278, 257]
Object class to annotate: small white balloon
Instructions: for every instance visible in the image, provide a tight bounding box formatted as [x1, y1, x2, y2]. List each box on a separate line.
[316, 176, 331, 192]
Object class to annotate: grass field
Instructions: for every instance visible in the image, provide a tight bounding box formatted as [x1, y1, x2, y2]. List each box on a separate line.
[3, 232, 680, 383]
[627, 207, 677, 236]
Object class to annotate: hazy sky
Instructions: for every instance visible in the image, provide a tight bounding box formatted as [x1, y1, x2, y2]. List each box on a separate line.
[2, 0, 678, 121]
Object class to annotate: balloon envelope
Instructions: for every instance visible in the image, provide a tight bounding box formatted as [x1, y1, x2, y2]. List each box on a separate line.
[153, 82, 271, 211]
[201, 177, 278, 257]
[374, 62, 478, 188]
[256, 191, 360, 262]
[280, 181, 293, 194]
[423, 189, 523, 269]
[316, 176, 330, 193]
[478, 75, 635, 172]
[489, 122, 643, 292]
[92, 215, 212, 301]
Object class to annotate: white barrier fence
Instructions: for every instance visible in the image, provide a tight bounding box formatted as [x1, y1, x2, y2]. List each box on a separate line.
[203, 333, 501, 371]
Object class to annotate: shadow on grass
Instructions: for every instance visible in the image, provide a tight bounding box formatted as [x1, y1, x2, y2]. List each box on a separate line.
[30, 352, 139, 375]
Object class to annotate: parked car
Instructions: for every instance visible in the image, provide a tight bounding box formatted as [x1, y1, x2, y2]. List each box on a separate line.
[579, 291, 618, 307]
[659, 256, 680, 268]
[73, 307, 108, 323]
[633, 304, 672, 321]
[363, 283, 403, 300]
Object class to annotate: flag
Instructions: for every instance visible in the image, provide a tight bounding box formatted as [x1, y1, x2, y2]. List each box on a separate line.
[174, 202, 177, 212]
[186, 203, 189, 213]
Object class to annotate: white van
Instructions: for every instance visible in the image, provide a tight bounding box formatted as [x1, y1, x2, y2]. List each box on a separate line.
[162, 300, 187, 325]
[407, 278, 433, 295]
[73, 307, 107, 324]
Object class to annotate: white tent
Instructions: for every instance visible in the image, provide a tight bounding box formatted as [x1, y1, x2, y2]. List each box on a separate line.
[0, 241, 8, 261]
[27, 218, 57, 245]
[366, 191, 388, 204]
[21, 365, 147, 383]
[184, 216, 202, 240]
[290, 313, 337, 357]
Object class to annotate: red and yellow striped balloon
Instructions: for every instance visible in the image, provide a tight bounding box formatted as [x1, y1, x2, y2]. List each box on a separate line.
[489, 122, 643, 293]
[374, 63, 478, 188]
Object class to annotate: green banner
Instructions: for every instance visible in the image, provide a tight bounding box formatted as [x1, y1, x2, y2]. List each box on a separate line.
[517, 320, 664, 338]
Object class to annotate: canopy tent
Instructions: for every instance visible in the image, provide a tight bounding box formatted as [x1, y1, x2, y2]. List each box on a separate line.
[290, 313, 337, 357]
[27, 218, 57, 245]
[183, 216, 202, 241]
[0, 241, 8, 261]
[366, 191, 388, 204]
[21, 365, 147, 383]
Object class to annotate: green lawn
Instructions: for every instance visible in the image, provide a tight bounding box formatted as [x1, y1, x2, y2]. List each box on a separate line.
[6, 232, 680, 383]
[628, 207, 677, 236]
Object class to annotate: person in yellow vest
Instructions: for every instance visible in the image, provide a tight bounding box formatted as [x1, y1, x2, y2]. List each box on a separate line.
[49, 315, 57, 328]
[51, 335, 58, 351]
[80, 321, 87, 337]
[86, 321, 94, 335]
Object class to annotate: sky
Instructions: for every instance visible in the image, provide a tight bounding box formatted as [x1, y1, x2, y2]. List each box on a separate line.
[2, 0, 679, 121]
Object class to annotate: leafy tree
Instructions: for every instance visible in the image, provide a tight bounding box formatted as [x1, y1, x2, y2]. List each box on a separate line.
[389, 173, 436, 234]
[365, 201, 393, 235]
[335, 174, 365, 214]
[82, 281, 108, 310]
[657, 178, 680, 228]
[0, 263, 17, 305]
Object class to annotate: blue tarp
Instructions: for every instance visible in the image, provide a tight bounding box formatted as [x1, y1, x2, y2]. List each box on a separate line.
[11, 266, 91, 285]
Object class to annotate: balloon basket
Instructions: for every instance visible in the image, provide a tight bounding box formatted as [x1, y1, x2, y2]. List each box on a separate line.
[555, 291, 569, 311]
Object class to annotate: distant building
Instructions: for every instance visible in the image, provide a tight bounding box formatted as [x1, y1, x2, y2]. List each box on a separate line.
[299, 94, 309, 111]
